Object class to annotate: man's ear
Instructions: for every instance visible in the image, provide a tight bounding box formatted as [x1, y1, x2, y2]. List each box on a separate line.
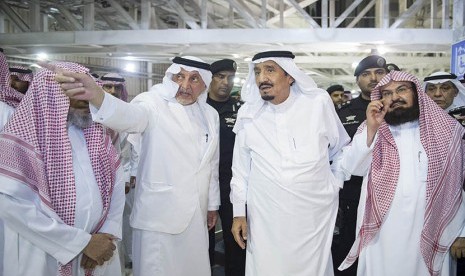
[289, 76, 295, 86]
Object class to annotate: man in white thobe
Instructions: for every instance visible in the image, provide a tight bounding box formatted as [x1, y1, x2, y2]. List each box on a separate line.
[0, 48, 29, 276]
[0, 62, 124, 276]
[47, 56, 221, 276]
[100, 72, 139, 269]
[423, 71, 465, 113]
[338, 71, 465, 276]
[230, 51, 350, 276]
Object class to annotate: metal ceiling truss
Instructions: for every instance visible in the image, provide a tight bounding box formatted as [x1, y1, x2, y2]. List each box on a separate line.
[0, 0, 463, 91]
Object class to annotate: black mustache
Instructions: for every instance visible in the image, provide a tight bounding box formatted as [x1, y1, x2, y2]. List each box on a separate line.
[259, 82, 273, 89]
[390, 100, 406, 107]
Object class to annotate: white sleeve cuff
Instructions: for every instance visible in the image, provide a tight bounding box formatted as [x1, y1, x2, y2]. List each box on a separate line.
[90, 93, 117, 123]
[233, 204, 246, 217]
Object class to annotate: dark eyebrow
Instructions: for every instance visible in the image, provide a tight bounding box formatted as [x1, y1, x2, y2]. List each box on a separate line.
[263, 65, 276, 70]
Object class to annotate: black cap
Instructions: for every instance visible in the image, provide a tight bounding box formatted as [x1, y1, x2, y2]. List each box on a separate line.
[210, 59, 237, 75]
[386, 63, 400, 72]
[172, 56, 210, 71]
[354, 55, 387, 76]
[9, 67, 33, 74]
[252, 51, 295, 61]
[327, 84, 344, 94]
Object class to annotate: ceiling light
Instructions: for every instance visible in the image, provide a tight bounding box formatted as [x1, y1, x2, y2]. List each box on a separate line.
[124, 63, 136, 72]
[37, 52, 48, 61]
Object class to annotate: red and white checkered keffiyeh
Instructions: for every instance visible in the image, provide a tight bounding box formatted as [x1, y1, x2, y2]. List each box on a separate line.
[9, 65, 34, 82]
[0, 51, 23, 107]
[0, 61, 120, 276]
[341, 71, 465, 275]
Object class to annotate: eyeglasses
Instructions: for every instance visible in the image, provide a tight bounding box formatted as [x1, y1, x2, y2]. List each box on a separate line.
[381, 85, 413, 99]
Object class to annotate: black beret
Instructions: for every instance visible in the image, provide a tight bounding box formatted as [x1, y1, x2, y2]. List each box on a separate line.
[252, 51, 295, 61]
[354, 55, 387, 76]
[172, 56, 210, 71]
[327, 84, 344, 94]
[210, 59, 237, 74]
[386, 63, 400, 72]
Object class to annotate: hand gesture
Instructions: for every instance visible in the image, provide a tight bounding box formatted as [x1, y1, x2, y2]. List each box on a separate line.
[231, 216, 247, 249]
[82, 233, 117, 265]
[38, 62, 105, 107]
[366, 99, 389, 147]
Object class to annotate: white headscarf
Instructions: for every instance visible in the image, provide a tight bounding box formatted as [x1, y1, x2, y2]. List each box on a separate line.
[235, 55, 326, 131]
[154, 56, 212, 104]
[423, 71, 465, 112]
[100, 72, 128, 102]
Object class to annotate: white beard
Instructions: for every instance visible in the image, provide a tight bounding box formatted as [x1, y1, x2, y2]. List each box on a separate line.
[67, 109, 93, 129]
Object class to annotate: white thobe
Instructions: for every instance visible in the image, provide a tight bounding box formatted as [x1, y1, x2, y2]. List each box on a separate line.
[341, 121, 465, 276]
[0, 101, 15, 276]
[91, 92, 220, 276]
[231, 91, 350, 276]
[0, 125, 124, 276]
[119, 133, 140, 266]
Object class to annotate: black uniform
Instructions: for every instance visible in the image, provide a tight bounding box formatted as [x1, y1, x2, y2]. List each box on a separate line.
[207, 95, 246, 276]
[331, 96, 370, 276]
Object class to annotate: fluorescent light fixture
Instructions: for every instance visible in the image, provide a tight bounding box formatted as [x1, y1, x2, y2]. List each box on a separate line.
[124, 63, 136, 72]
[37, 52, 48, 60]
[377, 46, 387, 55]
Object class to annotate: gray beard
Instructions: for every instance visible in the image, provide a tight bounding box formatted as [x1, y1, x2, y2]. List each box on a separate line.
[67, 110, 93, 129]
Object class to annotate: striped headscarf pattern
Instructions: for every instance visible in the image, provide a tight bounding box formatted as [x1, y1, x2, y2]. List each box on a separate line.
[0, 51, 24, 107]
[0, 61, 120, 276]
[340, 71, 465, 275]
[9, 65, 34, 82]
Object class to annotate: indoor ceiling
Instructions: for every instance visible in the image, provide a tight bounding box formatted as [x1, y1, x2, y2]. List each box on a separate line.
[0, 0, 464, 91]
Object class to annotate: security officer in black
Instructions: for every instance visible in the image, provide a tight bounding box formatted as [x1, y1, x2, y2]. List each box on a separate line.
[332, 55, 389, 276]
[206, 59, 246, 276]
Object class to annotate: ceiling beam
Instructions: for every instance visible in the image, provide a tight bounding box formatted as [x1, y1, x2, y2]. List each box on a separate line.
[0, 1, 31, 32]
[56, 5, 84, 31]
[167, 0, 201, 29]
[224, 0, 262, 28]
[106, 0, 140, 29]
[333, 0, 364, 28]
[285, 0, 320, 28]
[267, 0, 317, 26]
[0, 28, 452, 50]
[347, 0, 376, 28]
[390, 0, 426, 29]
